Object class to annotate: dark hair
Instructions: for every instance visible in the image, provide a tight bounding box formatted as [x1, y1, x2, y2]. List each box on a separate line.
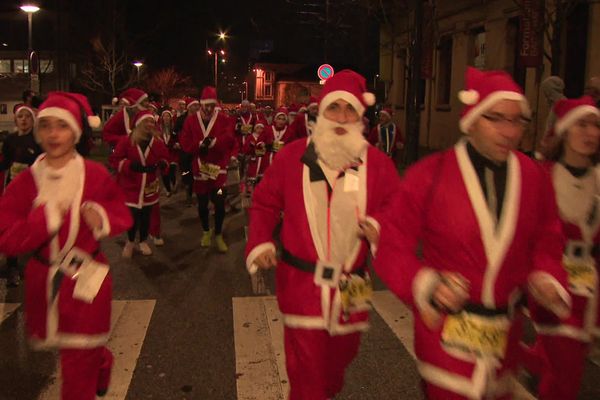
[22, 89, 35, 102]
[542, 128, 600, 164]
[76, 105, 93, 157]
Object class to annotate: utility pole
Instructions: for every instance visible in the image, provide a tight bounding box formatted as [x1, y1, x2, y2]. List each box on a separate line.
[405, 0, 423, 165]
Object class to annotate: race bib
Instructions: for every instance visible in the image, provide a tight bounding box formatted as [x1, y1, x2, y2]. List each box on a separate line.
[241, 124, 252, 135]
[564, 257, 597, 296]
[144, 179, 160, 196]
[255, 146, 266, 157]
[272, 140, 284, 153]
[339, 273, 373, 315]
[10, 162, 28, 179]
[199, 162, 221, 180]
[441, 311, 510, 359]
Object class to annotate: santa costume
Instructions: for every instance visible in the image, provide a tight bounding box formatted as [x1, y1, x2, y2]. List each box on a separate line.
[0, 92, 132, 400]
[102, 88, 148, 149]
[245, 70, 401, 399]
[158, 109, 179, 195]
[109, 110, 170, 257]
[289, 96, 318, 139]
[367, 108, 404, 157]
[525, 96, 600, 400]
[373, 67, 571, 400]
[242, 121, 271, 184]
[267, 107, 296, 163]
[179, 86, 236, 252]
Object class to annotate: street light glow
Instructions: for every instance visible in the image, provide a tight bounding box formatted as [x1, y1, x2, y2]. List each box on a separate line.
[207, 49, 213, 55]
[218, 32, 227, 40]
[221, 59, 226, 63]
[133, 61, 143, 67]
[20, 4, 40, 13]
[220, 50, 225, 55]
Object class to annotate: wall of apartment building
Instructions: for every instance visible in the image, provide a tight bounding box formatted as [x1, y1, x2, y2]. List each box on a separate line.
[380, 0, 600, 153]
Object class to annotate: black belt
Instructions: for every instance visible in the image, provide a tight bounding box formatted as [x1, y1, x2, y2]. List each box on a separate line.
[463, 303, 508, 317]
[281, 248, 366, 277]
[32, 248, 101, 266]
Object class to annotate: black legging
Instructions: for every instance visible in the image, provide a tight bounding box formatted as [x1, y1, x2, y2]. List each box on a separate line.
[197, 189, 226, 234]
[161, 164, 177, 192]
[127, 206, 152, 242]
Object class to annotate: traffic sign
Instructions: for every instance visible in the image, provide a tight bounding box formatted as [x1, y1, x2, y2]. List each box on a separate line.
[317, 64, 334, 81]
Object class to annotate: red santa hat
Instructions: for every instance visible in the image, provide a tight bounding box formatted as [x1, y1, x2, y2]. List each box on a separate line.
[132, 110, 156, 127]
[308, 96, 318, 108]
[379, 107, 393, 118]
[254, 120, 265, 129]
[288, 103, 300, 114]
[318, 69, 375, 116]
[119, 88, 148, 107]
[160, 109, 173, 118]
[13, 103, 36, 120]
[200, 86, 218, 105]
[458, 67, 531, 134]
[185, 96, 199, 109]
[274, 107, 288, 119]
[553, 95, 600, 137]
[36, 92, 101, 143]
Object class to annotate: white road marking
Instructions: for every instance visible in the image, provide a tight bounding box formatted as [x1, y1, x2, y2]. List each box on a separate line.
[233, 296, 287, 400]
[37, 300, 156, 400]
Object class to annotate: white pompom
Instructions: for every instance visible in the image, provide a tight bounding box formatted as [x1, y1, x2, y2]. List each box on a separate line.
[88, 115, 101, 128]
[363, 92, 376, 106]
[111, 97, 119, 105]
[458, 90, 479, 105]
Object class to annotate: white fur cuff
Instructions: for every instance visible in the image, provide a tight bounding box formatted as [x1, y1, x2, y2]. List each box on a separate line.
[365, 216, 381, 256]
[82, 201, 111, 239]
[44, 201, 63, 235]
[528, 271, 572, 319]
[246, 242, 276, 274]
[413, 267, 442, 315]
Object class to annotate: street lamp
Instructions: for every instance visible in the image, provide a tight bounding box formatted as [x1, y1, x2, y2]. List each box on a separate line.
[218, 31, 227, 40]
[133, 61, 143, 81]
[20, 3, 40, 92]
[207, 49, 225, 92]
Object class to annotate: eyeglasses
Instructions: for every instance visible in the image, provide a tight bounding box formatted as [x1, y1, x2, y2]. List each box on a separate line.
[481, 113, 531, 129]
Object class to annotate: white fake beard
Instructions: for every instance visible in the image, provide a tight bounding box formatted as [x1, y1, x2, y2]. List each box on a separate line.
[34, 156, 82, 213]
[311, 117, 367, 170]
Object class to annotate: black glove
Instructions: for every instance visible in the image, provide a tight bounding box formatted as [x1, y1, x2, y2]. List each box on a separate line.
[129, 161, 145, 173]
[266, 143, 273, 152]
[143, 164, 158, 173]
[158, 160, 168, 170]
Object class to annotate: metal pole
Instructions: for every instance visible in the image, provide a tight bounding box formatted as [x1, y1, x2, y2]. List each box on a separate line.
[214, 53, 218, 91]
[27, 13, 32, 51]
[405, 0, 423, 165]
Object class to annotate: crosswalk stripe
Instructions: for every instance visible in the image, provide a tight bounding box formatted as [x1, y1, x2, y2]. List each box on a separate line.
[371, 291, 536, 400]
[35, 300, 156, 400]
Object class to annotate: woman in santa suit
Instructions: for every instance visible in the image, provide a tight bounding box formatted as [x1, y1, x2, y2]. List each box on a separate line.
[243, 121, 270, 192]
[110, 110, 170, 258]
[158, 108, 179, 196]
[267, 107, 295, 163]
[0, 92, 132, 400]
[526, 96, 600, 400]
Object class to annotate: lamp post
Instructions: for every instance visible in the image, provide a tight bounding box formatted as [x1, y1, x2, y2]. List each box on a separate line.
[20, 3, 40, 92]
[133, 61, 143, 82]
[207, 49, 225, 92]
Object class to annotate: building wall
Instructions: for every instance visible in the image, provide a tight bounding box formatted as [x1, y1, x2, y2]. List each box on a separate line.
[381, 0, 600, 153]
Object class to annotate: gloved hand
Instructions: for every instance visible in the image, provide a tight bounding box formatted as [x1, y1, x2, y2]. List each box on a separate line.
[130, 161, 146, 173]
[144, 164, 158, 173]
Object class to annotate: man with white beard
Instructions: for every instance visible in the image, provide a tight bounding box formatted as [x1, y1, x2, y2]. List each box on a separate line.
[245, 70, 401, 400]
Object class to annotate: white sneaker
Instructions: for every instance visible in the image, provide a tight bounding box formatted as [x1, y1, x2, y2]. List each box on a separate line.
[153, 237, 165, 246]
[122, 241, 135, 258]
[139, 241, 153, 255]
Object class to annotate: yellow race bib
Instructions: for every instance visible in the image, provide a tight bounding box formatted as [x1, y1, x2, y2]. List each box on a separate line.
[441, 311, 510, 359]
[255, 147, 266, 157]
[272, 140, 284, 153]
[199, 162, 221, 180]
[564, 257, 597, 295]
[144, 179, 159, 196]
[9, 162, 28, 179]
[339, 274, 373, 315]
[241, 124, 252, 135]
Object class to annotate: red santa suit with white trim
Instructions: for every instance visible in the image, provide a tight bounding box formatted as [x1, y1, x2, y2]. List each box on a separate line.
[266, 107, 296, 164]
[373, 67, 571, 400]
[0, 92, 132, 400]
[245, 70, 401, 400]
[102, 88, 148, 149]
[242, 121, 271, 181]
[367, 108, 404, 157]
[526, 96, 600, 400]
[288, 97, 318, 140]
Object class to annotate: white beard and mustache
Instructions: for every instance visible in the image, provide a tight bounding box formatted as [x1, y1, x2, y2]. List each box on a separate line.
[311, 116, 368, 170]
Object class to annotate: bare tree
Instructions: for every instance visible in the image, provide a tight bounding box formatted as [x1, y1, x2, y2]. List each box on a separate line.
[144, 67, 192, 103]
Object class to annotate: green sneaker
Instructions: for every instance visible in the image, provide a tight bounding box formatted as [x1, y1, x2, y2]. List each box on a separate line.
[201, 230, 213, 247]
[215, 234, 228, 253]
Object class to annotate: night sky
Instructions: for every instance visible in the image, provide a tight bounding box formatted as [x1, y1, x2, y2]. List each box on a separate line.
[0, 0, 379, 100]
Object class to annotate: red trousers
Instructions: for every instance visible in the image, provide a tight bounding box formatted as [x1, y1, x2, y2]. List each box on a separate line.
[60, 346, 112, 400]
[149, 202, 161, 237]
[284, 327, 361, 400]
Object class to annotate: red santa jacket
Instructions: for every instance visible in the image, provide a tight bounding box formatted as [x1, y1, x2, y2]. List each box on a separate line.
[531, 162, 600, 342]
[242, 132, 271, 179]
[367, 123, 404, 156]
[179, 110, 236, 191]
[110, 136, 170, 208]
[245, 139, 401, 335]
[158, 129, 180, 164]
[102, 109, 131, 148]
[266, 124, 295, 163]
[0, 155, 132, 349]
[288, 113, 315, 140]
[373, 139, 569, 397]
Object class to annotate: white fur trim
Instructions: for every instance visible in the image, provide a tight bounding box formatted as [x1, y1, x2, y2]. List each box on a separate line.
[274, 111, 287, 118]
[81, 201, 111, 239]
[88, 115, 101, 128]
[459, 91, 531, 134]
[362, 92, 376, 106]
[365, 216, 381, 256]
[121, 98, 131, 105]
[458, 89, 480, 105]
[308, 102, 318, 108]
[319, 90, 365, 116]
[43, 201, 63, 234]
[135, 113, 155, 127]
[555, 105, 600, 137]
[528, 271, 572, 319]
[14, 105, 36, 120]
[186, 100, 199, 109]
[117, 159, 126, 174]
[134, 93, 148, 107]
[111, 97, 119, 105]
[200, 99, 217, 105]
[413, 267, 441, 315]
[245, 242, 276, 274]
[534, 323, 591, 342]
[282, 314, 327, 329]
[36, 107, 82, 142]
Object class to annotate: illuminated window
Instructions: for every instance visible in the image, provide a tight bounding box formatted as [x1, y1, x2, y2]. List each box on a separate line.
[40, 59, 54, 74]
[14, 59, 29, 74]
[0, 60, 10, 73]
